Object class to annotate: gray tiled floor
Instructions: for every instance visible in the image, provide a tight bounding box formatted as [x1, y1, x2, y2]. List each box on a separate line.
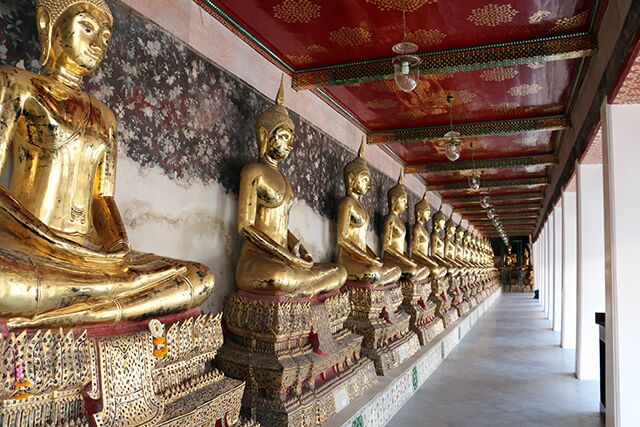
[388, 293, 604, 427]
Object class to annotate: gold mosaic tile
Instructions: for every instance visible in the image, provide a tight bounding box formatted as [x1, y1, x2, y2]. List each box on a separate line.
[467, 4, 519, 27]
[273, 0, 321, 23]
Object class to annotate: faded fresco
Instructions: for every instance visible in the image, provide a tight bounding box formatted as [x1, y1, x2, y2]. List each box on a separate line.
[0, 0, 420, 234]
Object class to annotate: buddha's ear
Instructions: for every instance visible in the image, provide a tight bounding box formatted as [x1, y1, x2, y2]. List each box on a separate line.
[257, 127, 268, 158]
[36, 7, 53, 67]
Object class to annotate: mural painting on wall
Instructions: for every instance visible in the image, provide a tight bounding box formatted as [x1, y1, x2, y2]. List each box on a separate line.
[0, 0, 423, 233]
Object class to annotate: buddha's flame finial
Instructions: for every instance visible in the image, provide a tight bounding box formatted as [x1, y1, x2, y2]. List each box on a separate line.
[397, 169, 405, 185]
[276, 75, 285, 106]
[358, 138, 365, 158]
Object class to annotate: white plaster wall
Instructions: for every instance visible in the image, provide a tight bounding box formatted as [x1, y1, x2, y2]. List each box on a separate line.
[602, 103, 640, 427]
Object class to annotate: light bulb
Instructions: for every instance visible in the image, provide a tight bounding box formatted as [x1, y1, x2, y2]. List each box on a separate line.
[487, 209, 496, 219]
[480, 196, 490, 209]
[392, 43, 420, 93]
[468, 175, 480, 191]
[492, 218, 499, 226]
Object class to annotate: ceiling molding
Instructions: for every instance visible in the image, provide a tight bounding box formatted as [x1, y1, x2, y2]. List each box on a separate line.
[407, 154, 557, 174]
[370, 117, 568, 145]
[428, 177, 548, 192]
[292, 34, 596, 90]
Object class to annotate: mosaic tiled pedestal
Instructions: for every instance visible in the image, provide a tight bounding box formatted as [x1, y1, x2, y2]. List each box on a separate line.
[335, 287, 502, 427]
[399, 279, 445, 346]
[217, 290, 377, 426]
[343, 281, 421, 375]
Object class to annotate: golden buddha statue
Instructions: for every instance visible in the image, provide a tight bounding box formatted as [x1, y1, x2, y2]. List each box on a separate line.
[444, 218, 465, 269]
[411, 191, 447, 279]
[235, 79, 346, 298]
[0, 0, 215, 329]
[337, 143, 401, 286]
[382, 171, 429, 284]
[430, 210, 454, 269]
[455, 225, 471, 268]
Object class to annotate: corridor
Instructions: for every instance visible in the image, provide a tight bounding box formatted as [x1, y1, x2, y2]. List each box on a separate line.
[388, 294, 603, 427]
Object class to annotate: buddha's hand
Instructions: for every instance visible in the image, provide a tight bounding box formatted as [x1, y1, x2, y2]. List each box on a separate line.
[371, 256, 384, 268]
[107, 239, 132, 258]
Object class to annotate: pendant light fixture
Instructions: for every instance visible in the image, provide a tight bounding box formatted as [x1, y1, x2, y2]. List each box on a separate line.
[444, 95, 462, 161]
[467, 143, 480, 190]
[480, 196, 490, 209]
[392, 0, 421, 93]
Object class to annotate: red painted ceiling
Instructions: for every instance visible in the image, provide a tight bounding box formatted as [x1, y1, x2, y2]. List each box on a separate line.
[199, 0, 606, 236]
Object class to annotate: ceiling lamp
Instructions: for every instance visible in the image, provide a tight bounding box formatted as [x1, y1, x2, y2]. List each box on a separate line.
[480, 196, 490, 209]
[444, 95, 462, 161]
[487, 208, 496, 219]
[392, 0, 420, 93]
[468, 174, 480, 191]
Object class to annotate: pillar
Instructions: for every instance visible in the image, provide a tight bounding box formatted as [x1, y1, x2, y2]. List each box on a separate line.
[553, 202, 563, 332]
[546, 213, 555, 323]
[575, 163, 605, 380]
[602, 103, 640, 426]
[561, 191, 577, 349]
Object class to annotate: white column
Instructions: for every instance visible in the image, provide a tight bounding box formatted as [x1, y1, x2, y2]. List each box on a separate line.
[543, 223, 549, 315]
[547, 213, 555, 323]
[540, 225, 546, 311]
[602, 103, 640, 426]
[561, 191, 577, 349]
[576, 163, 605, 380]
[553, 202, 563, 332]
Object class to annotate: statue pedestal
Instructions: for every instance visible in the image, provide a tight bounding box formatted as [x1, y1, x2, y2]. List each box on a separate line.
[217, 290, 376, 427]
[399, 280, 444, 346]
[342, 281, 420, 375]
[429, 276, 459, 328]
[0, 312, 248, 427]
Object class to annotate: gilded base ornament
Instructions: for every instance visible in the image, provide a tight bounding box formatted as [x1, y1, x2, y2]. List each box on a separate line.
[428, 276, 459, 329]
[342, 281, 420, 375]
[0, 314, 248, 427]
[217, 291, 376, 427]
[399, 279, 444, 346]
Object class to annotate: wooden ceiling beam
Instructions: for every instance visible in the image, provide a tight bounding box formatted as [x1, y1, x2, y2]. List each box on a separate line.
[407, 154, 556, 174]
[447, 192, 544, 204]
[429, 177, 548, 192]
[293, 34, 595, 90]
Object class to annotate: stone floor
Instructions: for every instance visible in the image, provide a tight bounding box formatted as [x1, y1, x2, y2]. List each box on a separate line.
[388, 293, 604, 427]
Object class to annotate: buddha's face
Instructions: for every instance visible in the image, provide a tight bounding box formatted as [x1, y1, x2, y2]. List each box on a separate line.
[417, 206, 430, 224]
[46, 4, 112, 75]
[352, 172, 371, 196]
[434, 218, 444, 233]
[393, 193, 407, 213]
[266, 126, 294, 161]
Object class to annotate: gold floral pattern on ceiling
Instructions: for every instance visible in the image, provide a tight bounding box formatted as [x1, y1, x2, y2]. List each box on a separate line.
[467, 4, 519, 27]
[551, 10, 589, 33]
[508, 84, 543, 96]
[406, 29, 447, 48]
[273, 0, 321, 23]
[307, 44, 327, 53]
[519, 135, 539, 146]
[397, 110, 429, 120]
[286, 54, 316, 66]
[614, 53, 640, 104]
[480, 67, 519, 82]
[366, 99, 398, 109]
[423, 73, 454, 81]
[528, 10, 551, 24]
[527, 62, 545, 69]
[490, 102, 519, 112]
[329, 27, 372, 46]
[364, 0, 437, 12]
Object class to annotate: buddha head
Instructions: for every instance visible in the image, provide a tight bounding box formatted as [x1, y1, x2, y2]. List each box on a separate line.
[387, 170, 407, 214]
[456, 224, 465, 244]
[256, 77, 295, 164]
[445, 219, 457, 241]
[432, 210, 446, 235]
[36, 0, 113, 76]
[344, 141, 371, 197]
[464, 230, 472, 246]
[415, 191, 430, 224]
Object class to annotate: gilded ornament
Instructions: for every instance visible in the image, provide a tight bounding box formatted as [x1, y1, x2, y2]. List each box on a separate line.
[467, 4, 519, 27]
[529, 10, 551, 24]
[612, 55, 640, 104]
[479, 66, 519, 82]
[273, 0, 321, 24]
[306, 44, 328, 53]
[329, 27, 372, 47]
[490, 102, 519, 112]
[406, 29, 447, 48]
[508, 83, 543, 96]
[286, 54, 315, 66]
[551, 10, 589, 33]
[365, 0, 437, 12]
